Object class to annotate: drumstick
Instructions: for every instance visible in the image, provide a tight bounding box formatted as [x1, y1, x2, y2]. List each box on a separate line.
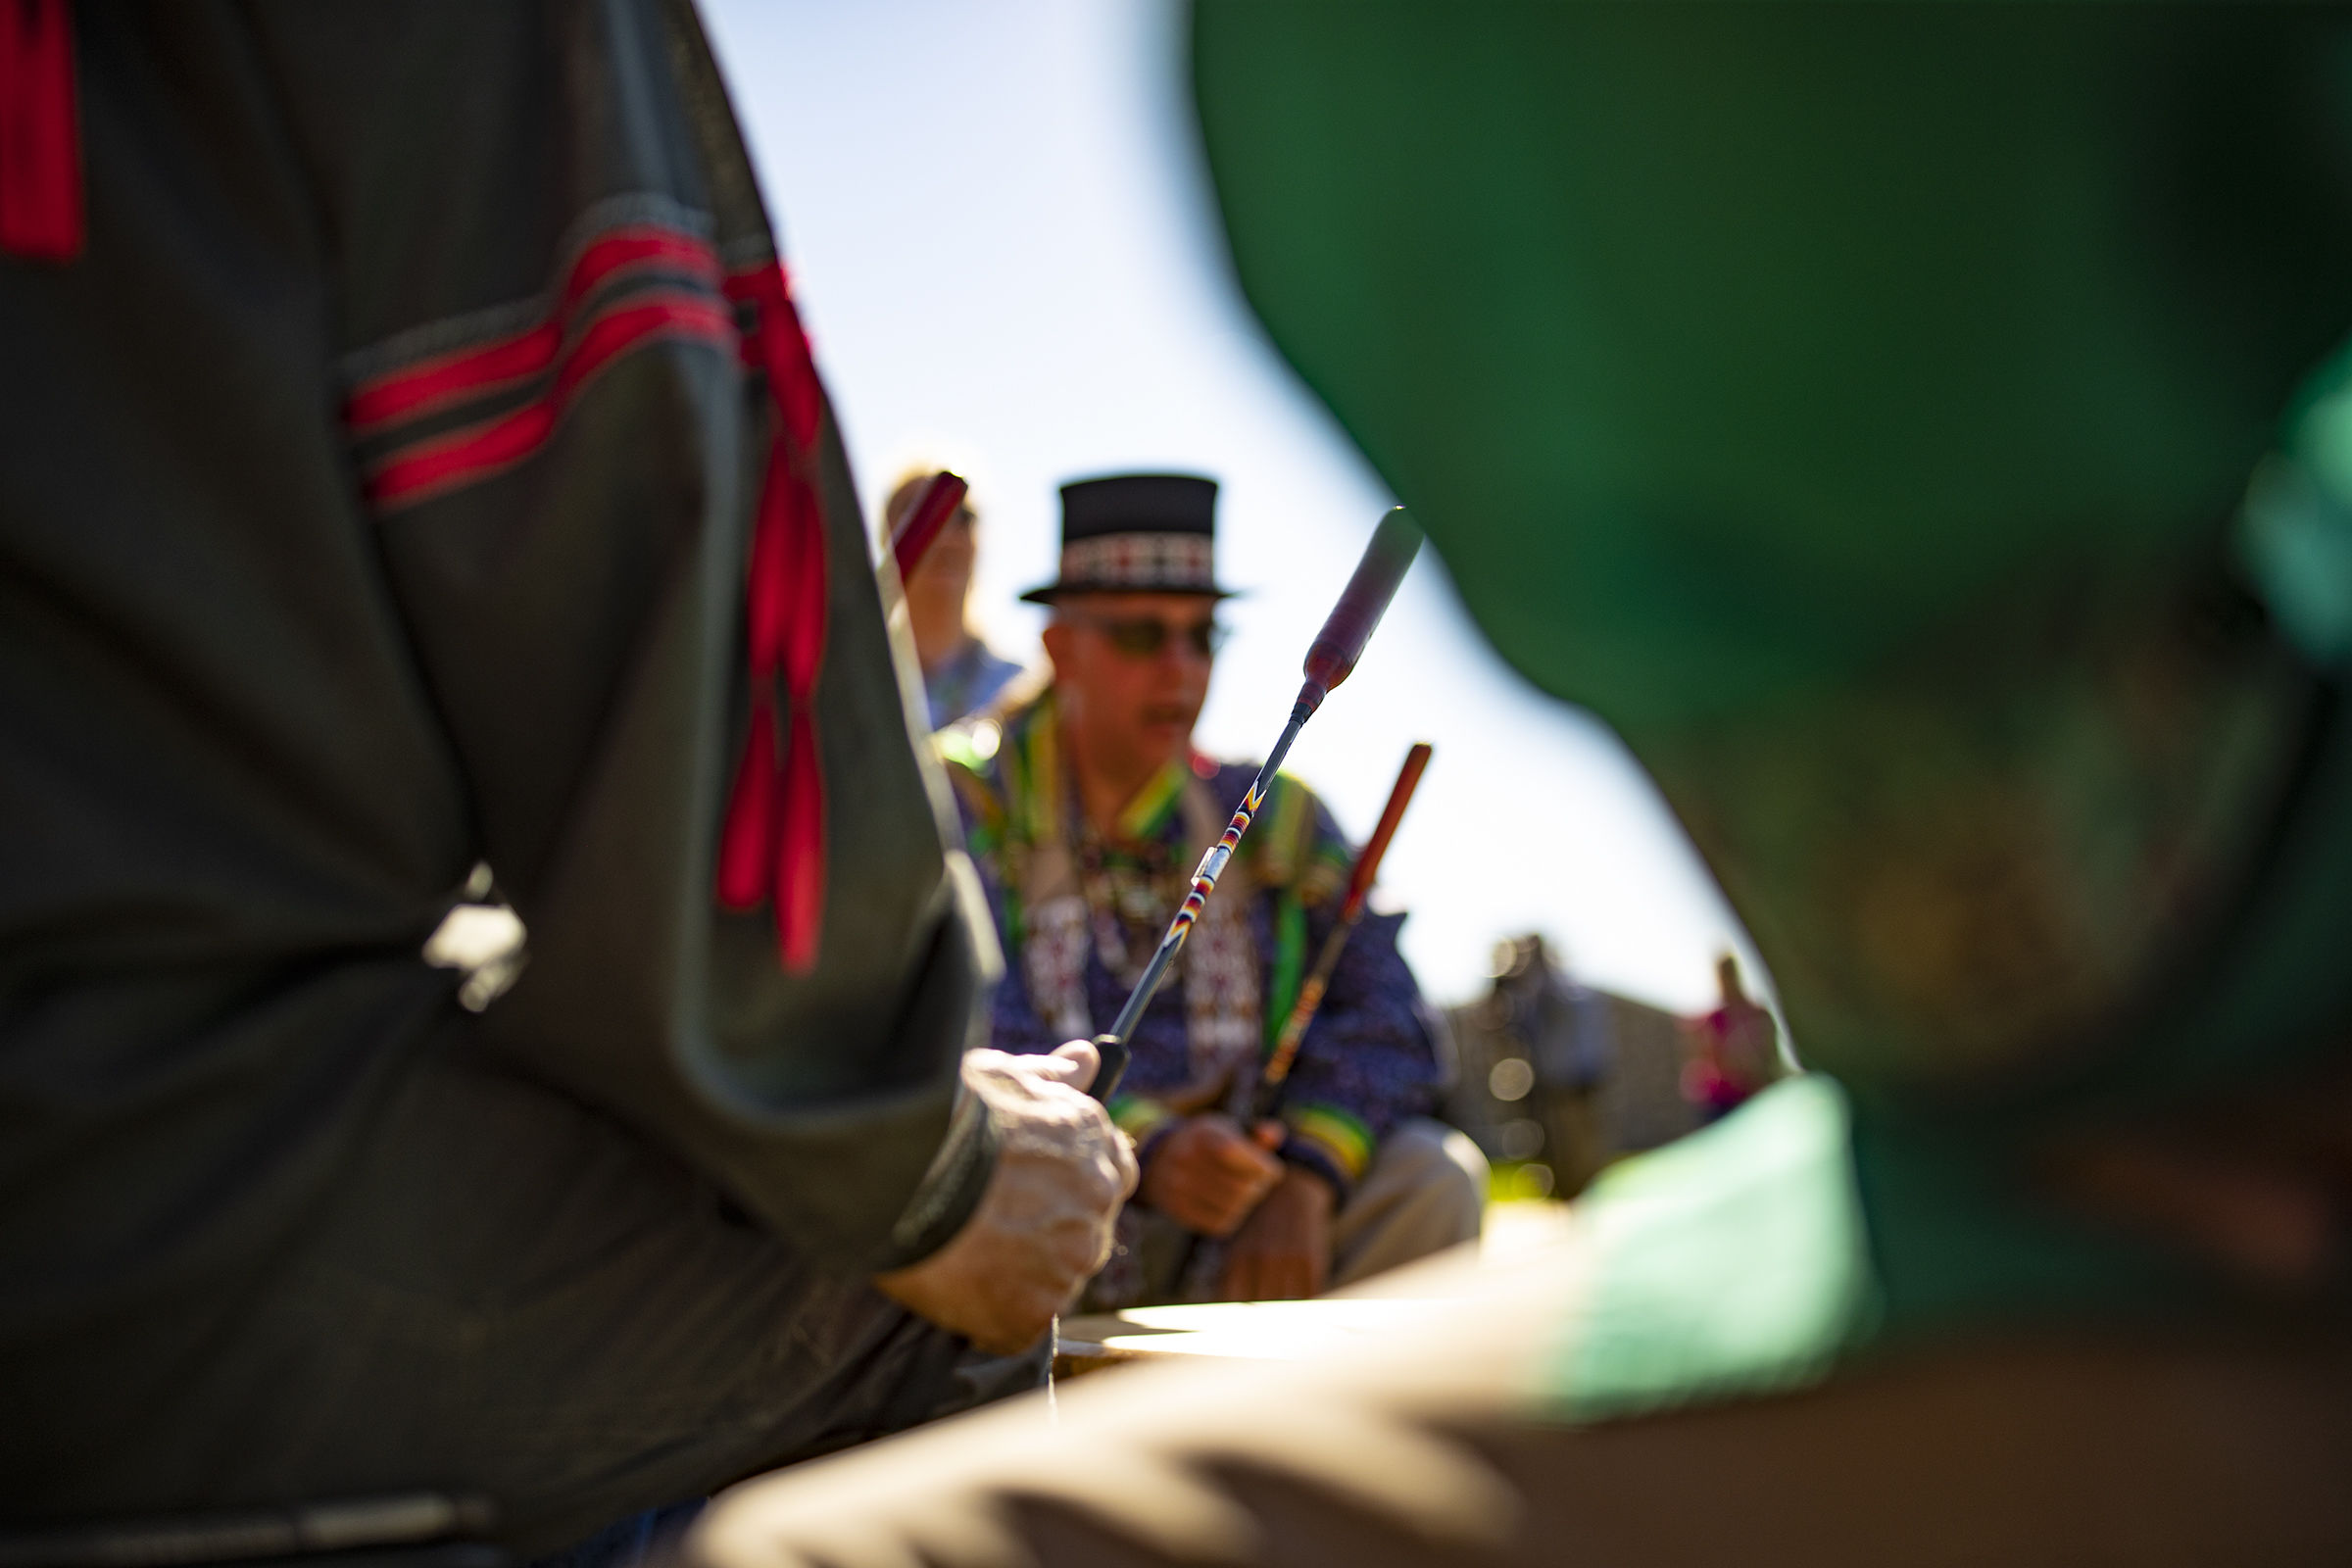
[886, 470, 968, 583]
[1089, 506, 1423, 1102]
[1172, 742, 1431, 1302]
[1250, 741, 1432, 1120]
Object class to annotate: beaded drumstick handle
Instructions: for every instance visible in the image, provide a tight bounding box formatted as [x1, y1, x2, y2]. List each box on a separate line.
[1090, 507, 1423, 1102]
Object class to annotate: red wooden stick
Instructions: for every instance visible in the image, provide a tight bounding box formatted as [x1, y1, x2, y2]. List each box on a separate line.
[1337, 741, 1432, 923]
[1256, 742, 1433, 1104]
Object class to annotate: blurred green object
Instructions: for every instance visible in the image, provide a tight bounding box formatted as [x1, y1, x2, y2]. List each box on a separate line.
[1197, 2, 2352, 730]
[1194, 1, 2352, 1409]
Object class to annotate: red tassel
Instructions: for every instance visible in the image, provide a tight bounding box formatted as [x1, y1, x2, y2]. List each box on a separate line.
[775, 705, 825, 972]
[716, 696, 780, 910]
[744, 463, 791, 677]
[727, 263, 823, 451]
[0, 0, 82, 262]
[714, 258, 832, 971]
[777, 466, 827, 691]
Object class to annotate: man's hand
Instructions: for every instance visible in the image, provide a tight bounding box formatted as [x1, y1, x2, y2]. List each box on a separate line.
[874, 1042, 1138, 1354]
[1220, 1163, 1335, 1301]
[1139, 1113, 1285, 1238]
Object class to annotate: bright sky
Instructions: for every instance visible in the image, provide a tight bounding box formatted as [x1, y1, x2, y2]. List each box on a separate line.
[701, 0, 1762, 1013]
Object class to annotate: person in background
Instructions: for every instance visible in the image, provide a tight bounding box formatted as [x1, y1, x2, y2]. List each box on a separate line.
[940, 473, 1486, 1306]
[882, 468, 1026, 727]
[1480, 934, 1614, 1196]
[1682, 954, 1783, 1122]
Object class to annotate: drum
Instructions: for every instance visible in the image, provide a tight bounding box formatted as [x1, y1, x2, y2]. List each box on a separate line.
[1052, 1298, 1445, 1379]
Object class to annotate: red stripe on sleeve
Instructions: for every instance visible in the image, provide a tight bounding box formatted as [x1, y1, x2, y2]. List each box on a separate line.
[556, 293, 728, 402]
[563, 226, 719, 310]
[346, 225, 721, 433]
[365, 291, 732, 509]
[345, 319, 564, 433]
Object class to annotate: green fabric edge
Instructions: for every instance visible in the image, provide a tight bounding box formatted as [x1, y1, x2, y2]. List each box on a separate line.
[1553, 1075, 1880, 1421]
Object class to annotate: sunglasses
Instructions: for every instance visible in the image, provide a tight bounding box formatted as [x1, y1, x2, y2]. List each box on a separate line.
[1065, 612, 1229, 661]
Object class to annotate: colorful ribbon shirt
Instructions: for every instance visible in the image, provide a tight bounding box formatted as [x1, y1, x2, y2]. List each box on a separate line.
[940, 687, 1443, 1197]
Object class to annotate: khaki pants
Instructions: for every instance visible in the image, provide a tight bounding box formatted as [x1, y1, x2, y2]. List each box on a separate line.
[1124, 1117, 1490, 1303]
[1331, 1117, 1492, 1288]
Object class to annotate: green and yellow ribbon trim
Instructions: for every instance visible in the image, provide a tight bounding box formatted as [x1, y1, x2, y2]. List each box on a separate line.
[1115, 759, 1191, 843]
[1284, 1102, 1375, 1183]
[1108, 1094, 1178, 1150]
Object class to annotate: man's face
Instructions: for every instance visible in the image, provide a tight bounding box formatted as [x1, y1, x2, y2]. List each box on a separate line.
[1042, 592, 1222, 775]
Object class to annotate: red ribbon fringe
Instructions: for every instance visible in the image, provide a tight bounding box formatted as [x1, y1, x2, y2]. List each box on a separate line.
[0, 0, 82, 263]
[716, 262, 831, 972]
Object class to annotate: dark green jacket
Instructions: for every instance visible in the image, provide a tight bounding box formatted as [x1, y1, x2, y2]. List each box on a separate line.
[0, 0, 990, 1473]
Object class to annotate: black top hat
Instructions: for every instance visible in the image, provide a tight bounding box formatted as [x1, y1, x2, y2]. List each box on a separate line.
[1018, 473, 1237, 604]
